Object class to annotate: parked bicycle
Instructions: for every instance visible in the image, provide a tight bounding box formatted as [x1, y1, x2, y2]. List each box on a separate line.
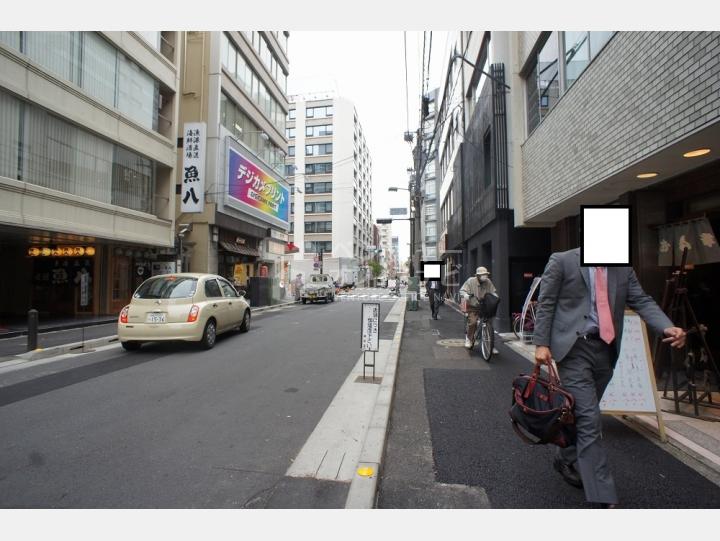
[512, 300, 537, 340]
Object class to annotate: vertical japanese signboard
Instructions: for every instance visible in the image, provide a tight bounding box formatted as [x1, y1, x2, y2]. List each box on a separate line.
[361, 303, 380, 352]
[181, 122, 207, 213]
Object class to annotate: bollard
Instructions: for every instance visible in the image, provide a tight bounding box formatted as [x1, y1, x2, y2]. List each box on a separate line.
[27, 309, 39, 352]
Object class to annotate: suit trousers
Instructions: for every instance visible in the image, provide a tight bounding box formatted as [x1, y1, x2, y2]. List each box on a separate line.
[556, 337, 618, 505]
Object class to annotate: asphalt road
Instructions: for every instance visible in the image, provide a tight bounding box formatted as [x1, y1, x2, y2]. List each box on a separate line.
[0, 295, 393, 508]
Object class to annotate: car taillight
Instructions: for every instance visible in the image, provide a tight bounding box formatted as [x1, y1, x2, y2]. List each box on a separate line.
[187, 305, 200, 322]
[119, 306, 129, 324]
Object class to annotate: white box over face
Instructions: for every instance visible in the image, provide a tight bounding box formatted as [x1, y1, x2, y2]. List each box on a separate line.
[581, 206, 631, 266]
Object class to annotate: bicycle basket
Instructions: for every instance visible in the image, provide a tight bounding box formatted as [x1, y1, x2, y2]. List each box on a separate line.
[479, 292, 500, 318]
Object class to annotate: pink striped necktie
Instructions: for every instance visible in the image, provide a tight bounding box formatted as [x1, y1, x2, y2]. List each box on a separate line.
[595, 267, 615, 344]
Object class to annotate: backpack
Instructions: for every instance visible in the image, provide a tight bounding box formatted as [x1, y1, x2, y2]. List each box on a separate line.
[509, 361, 576, 448]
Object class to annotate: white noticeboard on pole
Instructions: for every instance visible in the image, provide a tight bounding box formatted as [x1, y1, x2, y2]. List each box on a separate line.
[599, 310, 667, 442]
[361, 303, 380, 379]
[181, 122, 207, 213]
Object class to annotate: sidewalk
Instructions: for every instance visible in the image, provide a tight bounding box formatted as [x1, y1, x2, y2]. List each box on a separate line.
[379, 299, 720, 508]
[0, 315, 117, 338]
[501, 333, 720, 477]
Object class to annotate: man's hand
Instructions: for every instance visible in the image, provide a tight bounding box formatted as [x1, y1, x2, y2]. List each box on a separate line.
[662, 327, 687, 349]
[535, 345, 552, 365]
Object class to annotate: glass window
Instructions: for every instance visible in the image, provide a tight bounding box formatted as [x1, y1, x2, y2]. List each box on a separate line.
[135, 276, 198, 299]
[137, 31, 161, 50]
[204, 278, 223, 298]
[564, 31, 590, 89]
[0, 91, 21, 180]
[306, 107, 314, 118]
[537, 32, 560, 120]
[286, 127, 295, 139]
[117, 53, 159, 131]
[289, 109, 296, 120]
[25, 31, 81, 85]
[219, 278, 238, 297]
[288, 145, 295, 157]
[82, 32, 117, 107]
[0, 31, 20, 50]
[589, 31, 614, 58]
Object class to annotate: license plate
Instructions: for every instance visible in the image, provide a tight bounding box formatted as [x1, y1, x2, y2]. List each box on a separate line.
[146, 312, 166, 324]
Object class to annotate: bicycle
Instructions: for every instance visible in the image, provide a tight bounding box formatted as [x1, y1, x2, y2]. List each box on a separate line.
[464, 294, 495, 362]
[512, 300, 537, 341]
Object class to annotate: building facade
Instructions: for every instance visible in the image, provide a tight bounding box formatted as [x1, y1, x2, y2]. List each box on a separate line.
[177, 31, 291, 296]
[419, 88, 440, 262]
[285, 94, 374, 274]
[378, 222, 394, 276]
[436, 31, 550, 330]
[518, 30, 720, 357]
[0, 31, 181, 319]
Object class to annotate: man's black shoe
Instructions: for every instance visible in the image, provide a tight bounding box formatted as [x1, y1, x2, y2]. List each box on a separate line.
[553, 457, 583, 489]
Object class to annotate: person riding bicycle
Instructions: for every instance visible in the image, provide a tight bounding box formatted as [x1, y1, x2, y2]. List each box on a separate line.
[460, 266, 497, 349]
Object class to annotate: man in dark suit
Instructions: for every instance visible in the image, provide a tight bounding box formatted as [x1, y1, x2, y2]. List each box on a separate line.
[533, 247, 686, 507]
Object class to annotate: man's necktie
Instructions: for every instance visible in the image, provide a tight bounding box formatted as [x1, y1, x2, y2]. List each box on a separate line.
[595, 267, 615, 344]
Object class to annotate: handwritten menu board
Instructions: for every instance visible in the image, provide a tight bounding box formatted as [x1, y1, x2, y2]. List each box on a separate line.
[600, 311, 659, 414]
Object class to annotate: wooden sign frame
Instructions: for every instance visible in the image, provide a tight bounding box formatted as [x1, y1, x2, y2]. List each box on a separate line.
[600, 310, 667, 443]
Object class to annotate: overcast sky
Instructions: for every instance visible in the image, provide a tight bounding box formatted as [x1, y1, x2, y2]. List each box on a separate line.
[287, 31, 450, 262]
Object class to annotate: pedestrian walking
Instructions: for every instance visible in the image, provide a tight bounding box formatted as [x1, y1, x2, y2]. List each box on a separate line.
[293, 273, 304, 302]
[426, 277, 443, 319]
[533, 247, 686, 508]
[459, 267, 496, 348]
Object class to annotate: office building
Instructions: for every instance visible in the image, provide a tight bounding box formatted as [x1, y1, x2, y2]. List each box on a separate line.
[178, 31, 291, 292]
[285, 94, 374, 274]
[0, 31, 181, 318]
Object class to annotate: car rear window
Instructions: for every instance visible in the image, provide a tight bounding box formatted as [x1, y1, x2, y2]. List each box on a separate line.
[310, 275, 327, 283]
[133, 276, 198, 299]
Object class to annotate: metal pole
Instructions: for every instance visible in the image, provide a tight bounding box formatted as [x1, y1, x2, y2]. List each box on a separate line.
[27, 309, 38, 352]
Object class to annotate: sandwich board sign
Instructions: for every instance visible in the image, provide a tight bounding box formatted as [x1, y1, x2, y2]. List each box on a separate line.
[599, 310, 667, 442]
[361, 303, 380, 379]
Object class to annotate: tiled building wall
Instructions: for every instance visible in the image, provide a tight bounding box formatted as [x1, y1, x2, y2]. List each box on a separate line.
[521, 31, 720, 222]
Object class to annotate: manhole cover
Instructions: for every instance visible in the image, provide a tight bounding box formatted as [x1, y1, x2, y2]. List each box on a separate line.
[436, 338, 467, 348]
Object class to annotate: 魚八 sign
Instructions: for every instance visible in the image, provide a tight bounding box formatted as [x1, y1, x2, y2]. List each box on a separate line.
[227, 146, 290, 228]
[181, 122, 207, 213]
[361, 303, 380, 352]
[390, 207, 408, 216]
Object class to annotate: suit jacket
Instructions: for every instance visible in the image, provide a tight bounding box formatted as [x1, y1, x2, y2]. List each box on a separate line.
[533, 248, 673, 364]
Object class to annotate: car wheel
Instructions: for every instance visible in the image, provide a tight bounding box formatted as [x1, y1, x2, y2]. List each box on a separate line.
[239, 309, 251, 333]
[121, 341, 141, 351]
[200, 319, 217, 350]
[302, 298, 307, 305]
[330, 294, 335, 302]
[324, 297, 328, 304]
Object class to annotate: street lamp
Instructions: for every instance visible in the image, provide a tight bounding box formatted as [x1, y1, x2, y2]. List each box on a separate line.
[388, 186, 410, 192]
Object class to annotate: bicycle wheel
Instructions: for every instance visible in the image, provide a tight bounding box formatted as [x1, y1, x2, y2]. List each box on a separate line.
[480, 320, 494, 361]
[512, 315, 522, 339]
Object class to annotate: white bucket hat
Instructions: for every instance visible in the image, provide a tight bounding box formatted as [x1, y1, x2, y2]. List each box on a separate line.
[475, 266, 490, 276]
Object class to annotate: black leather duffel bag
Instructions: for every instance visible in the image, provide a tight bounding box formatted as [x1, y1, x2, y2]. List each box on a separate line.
[509, 361, 576, 448]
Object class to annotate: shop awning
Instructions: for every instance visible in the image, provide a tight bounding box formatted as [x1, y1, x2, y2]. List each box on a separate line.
[219, 241, 261, 257]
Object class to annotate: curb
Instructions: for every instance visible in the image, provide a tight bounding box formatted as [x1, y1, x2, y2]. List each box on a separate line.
[345, 296, 407, 508]
[14, 335, 121, 362]
[251, 300, 299, 313]
[0, 318, 118, 340]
